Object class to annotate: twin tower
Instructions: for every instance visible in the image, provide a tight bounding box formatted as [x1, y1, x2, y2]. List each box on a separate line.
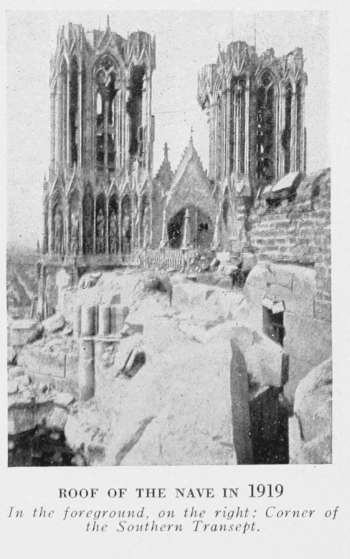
[42, 21, 307, 266]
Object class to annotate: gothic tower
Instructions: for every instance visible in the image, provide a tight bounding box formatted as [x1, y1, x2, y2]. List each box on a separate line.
[42, 20, 156, 265]
[198, 41, 307, 251]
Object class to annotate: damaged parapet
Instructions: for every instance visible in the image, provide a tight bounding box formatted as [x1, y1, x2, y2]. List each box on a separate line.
[75, 302, 129, 401]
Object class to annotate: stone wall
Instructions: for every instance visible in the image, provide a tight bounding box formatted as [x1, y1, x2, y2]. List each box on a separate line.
[248, 168, 331, 322]
[244, 262, 332, 400]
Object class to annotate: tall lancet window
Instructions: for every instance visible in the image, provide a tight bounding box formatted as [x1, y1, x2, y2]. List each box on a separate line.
[256, 71, 275, 184]
[296, 80, 303, 170]
[96, 91, 104, 168]
[127, 65, 146, 166]
[69, 57, 79, 166]
[60, 58, 68, 166]
[282, 81, 292, 174]
[230, 77, 246, 175]
[215, 95, 223, 181]
[95, 55, 118, 171]
[237, 77, 246, 175]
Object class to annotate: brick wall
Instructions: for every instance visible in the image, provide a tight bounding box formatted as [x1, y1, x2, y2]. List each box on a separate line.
[248, 168, 331, 322]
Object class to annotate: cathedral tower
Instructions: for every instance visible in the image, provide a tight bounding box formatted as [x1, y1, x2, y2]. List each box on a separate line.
[42, 20, 156, 263]
[198, 41, 307, 251]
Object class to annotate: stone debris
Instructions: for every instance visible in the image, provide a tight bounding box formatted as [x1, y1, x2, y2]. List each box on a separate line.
[8, 380, 19, 395]
[7, 346, 17, 365]
[290, 358, 332, 464]
[42, 313, 65, 334]
[9, 266, 332, 465]
[54, 392, 75, 408]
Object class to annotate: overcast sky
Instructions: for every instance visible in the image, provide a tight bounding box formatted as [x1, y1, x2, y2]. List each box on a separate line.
[7, 10, 329, 248]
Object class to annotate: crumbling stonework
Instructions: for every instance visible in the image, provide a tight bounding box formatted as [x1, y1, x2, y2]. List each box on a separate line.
[248, 168, 331, 322]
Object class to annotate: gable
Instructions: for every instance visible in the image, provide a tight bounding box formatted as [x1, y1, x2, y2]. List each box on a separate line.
[166, 156, 216, 222]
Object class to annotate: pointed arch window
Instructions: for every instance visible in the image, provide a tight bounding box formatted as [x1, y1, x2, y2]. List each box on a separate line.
[296, 80, 303, 170]
[69, 57, 79, 166]
[95, 55, 119, 172]
[127, 65, 146, 166]
[256, 71, 275, 184]
[282, 81, 292, 174]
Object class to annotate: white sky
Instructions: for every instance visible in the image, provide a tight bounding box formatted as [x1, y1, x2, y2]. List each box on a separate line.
[7, 10, 329, 248]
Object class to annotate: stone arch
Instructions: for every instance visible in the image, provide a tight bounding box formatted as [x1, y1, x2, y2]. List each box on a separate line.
[68, 189, 80, 255]
[167, 205, 214, 250]
[96, 192, 106, 254]
[140, 193, 150, 248]
[121, 194, 132, 253]
[82, 184, 94, 254]
[51, 188, 64, 255]
[222, 187, 230, 228]
[108, 193, 119, 254]
[94, 54, 120, 171]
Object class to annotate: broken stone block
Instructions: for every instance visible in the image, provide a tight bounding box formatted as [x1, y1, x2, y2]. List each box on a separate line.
[8, 366, 25, 379]
[112, 334, 143, 375]
[46, 406, 69, 430]
[10, 319, 42, 347]
[231, 326, 289, 388]
[79, 272, 101, 289]
[121, 322, 144, 337]
[63, 323, 73, 337]
[122, 350, 146, 378]
[172, 282, 214, 309]
[290, 358, 332, 464]
[54, 392, 75, 408]
[42, 313, 65, 335]
[8, 380, 18, 395]
[7, 346, 17, 365]
[230, 341, 253, 464]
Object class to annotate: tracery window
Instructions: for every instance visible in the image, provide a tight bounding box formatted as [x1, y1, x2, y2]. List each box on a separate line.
[127, 65, 146, 166]
[296, 80, 303, 170]
[69, 57, 79, 166]
[282, 81, 292, 174]
[256, 71, 275, 183]
[215, 95, 223, 181]
[95, 55, 118, 171]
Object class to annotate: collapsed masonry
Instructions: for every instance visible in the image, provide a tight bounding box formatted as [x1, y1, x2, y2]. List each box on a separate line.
[10, 263, 331, 465]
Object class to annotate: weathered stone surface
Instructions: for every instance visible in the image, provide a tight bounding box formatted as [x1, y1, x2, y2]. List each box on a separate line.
[46, 406, 69, 430]
[290, 358, 332, 464]
[210, 325, 288, 389]
[65, 293, 237, 466]
[7, 346, 17, 365]
[17, 333, 79, 394]
[8, 366, 25, 379]
[172, 281, 215, 309]
[42, 313, 65, 334]
[8, 380, 18, 395]
[54, 392, 75, 408]
[10, 319, 41, 347]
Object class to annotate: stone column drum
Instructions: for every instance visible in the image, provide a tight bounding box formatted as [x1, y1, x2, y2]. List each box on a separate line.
[78, 337, 95, 401]
[98, 304, 111, 336]
[73, 305, 82, 339]
[80, 305, 97, 337]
